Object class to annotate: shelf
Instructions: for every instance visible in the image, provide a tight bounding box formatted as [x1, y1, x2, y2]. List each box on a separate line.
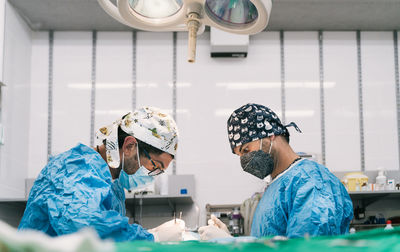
[125, 194, 193, 206]
[350, 223, 400, 231]
[348, 191, 400, 207]
[349, 191, 400, 197]
[0, 198, 27, 202]
[0, 195, 194, 206]
[351, 224, 400, 228]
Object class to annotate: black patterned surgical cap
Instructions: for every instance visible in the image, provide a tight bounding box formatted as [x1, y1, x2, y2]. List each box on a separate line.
[227, 103, 302, 153]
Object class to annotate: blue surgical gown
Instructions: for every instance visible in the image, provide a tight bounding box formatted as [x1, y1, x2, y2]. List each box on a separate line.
[18, 143, 154, 242]
[251, 158, 353, 238]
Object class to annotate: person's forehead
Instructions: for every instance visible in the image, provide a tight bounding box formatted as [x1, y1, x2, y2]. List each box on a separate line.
[151, 152, 173, 166]
[233, 140, 259, 154]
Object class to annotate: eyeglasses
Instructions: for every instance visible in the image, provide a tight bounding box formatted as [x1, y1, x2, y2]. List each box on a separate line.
[142, 148, 164, 177]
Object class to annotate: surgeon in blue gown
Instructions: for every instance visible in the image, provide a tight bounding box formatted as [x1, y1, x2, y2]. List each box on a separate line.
[19, 107, 183, 242]
[199, 103, 353, 240]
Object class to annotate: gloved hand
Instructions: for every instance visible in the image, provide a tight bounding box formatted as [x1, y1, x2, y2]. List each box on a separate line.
[148, 219, 185, 242]
[198, 214, 232, 240]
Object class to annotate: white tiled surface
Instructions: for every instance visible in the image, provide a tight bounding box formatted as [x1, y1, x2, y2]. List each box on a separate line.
[324, 32, 361, 172]
[0, 0, 5, 81]
[284, 32, 321, 156]
[136, 32, 173, 111]
[0, 3, 31, 198]
[52, 32, 92, 155]
[361, 32, 399, 171]
[28, 32, 49, 178]
[176, 31, 281, 224]
[1, 25, 400, 208]
[95, 32, 133, 141]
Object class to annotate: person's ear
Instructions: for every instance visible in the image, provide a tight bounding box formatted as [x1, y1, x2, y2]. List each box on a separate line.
[122, 136, 137, 156]
[270, 135, 276, 142]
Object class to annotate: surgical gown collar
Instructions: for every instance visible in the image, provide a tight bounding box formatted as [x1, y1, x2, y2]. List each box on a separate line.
[267, 158, 303, 186]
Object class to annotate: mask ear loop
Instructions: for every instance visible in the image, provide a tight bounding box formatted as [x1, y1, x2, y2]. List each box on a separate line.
[268, 138, 273, 154]
[136, 144, 141, 167]
[121, 152, 125, 172]
[259, 138, 263, 150]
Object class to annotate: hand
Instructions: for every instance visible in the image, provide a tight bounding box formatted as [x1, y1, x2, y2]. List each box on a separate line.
[208, 214, 230, 234]
[148, 219, 185, 242]
[198, 215, 232, 240]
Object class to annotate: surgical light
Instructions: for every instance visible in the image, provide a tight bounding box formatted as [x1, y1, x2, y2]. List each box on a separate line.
[98, 0, 272, 63]
[205, 0, 259, 26]
[129, 0, 183, 19]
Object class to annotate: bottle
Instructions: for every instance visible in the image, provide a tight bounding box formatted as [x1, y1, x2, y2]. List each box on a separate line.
[355, 181, 361, 191]
[385, 220, 394, 230]
[376, 168, 387, 191]
[387, 179, 395, 191]
[157, 174, 168, 195]
[231, 207, 241, 236]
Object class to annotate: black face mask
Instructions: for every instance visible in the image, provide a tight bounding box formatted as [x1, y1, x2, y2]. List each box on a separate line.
[240, 140, 274, 179]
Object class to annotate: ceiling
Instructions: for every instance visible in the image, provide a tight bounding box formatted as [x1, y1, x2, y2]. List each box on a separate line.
[8, 0, 400, 31]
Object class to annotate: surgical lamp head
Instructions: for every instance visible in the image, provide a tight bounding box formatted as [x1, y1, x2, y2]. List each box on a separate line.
[98, 0, 272, 63]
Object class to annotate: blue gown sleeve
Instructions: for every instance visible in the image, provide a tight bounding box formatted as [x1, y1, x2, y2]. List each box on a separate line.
[286, 178, 347, 238]
[46, 163, 154, 242]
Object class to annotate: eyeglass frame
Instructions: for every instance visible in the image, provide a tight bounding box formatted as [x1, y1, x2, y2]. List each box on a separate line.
[141, 148, 164, 177]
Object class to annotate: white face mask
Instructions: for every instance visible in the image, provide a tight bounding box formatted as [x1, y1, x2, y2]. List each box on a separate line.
[118, 146, 155, 190]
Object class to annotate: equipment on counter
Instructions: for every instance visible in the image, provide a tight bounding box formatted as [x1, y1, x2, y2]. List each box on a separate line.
[341, 172, 369, 191]
[230, 207, 242, 236]
[376, 168, 387, 191]
[240, 193, 262, 236]
[385, 220, 394, 230]
[206, 204, 244, 236]
[168, 174, 195, 196]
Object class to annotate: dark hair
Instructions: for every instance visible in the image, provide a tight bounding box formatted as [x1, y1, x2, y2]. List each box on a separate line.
[117, 125, 173, 158]
[283, 133, 290, 143]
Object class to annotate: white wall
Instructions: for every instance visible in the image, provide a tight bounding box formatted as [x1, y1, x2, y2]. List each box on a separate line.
[176, 31, 281, 224]
[324, 32, 360, 172]
[362, 32, 398, 171]
[285, 32, 321, 156]
[0, 2, 32, 198]
[0, 23, 399, 224]
[28, 31, 48, 178]
[95, 32, 132, 136]
[0, 0, 5, 81]
[6, 28, 400, 223]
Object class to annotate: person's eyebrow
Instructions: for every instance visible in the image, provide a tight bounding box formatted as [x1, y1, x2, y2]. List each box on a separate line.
[154, 160, 165, 169]
[239, 144, 246, 153]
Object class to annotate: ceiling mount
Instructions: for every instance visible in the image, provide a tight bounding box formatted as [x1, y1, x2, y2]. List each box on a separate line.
[98, 0, 272, 62]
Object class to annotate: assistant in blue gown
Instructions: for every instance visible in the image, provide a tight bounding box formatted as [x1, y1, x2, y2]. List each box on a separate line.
[251, 158, 353, 238]
[18, 143, 154, 242]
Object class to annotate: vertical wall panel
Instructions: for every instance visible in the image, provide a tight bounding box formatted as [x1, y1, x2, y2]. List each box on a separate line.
[95, 32, 132, 137]
[285, 32, 321, 157]
[0, 0, 5, 81]
[362, 32, 398, 171]
[136, 32, 173, 111]
[395, 31, 400, 171]
[324, 32, 360, 172]
[176, 31, 281, 224]
[0, 3, 31, 197]
[52, 32, 91, 155]
[28, 32, 49, 178]
[90, 31, 96, 147]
